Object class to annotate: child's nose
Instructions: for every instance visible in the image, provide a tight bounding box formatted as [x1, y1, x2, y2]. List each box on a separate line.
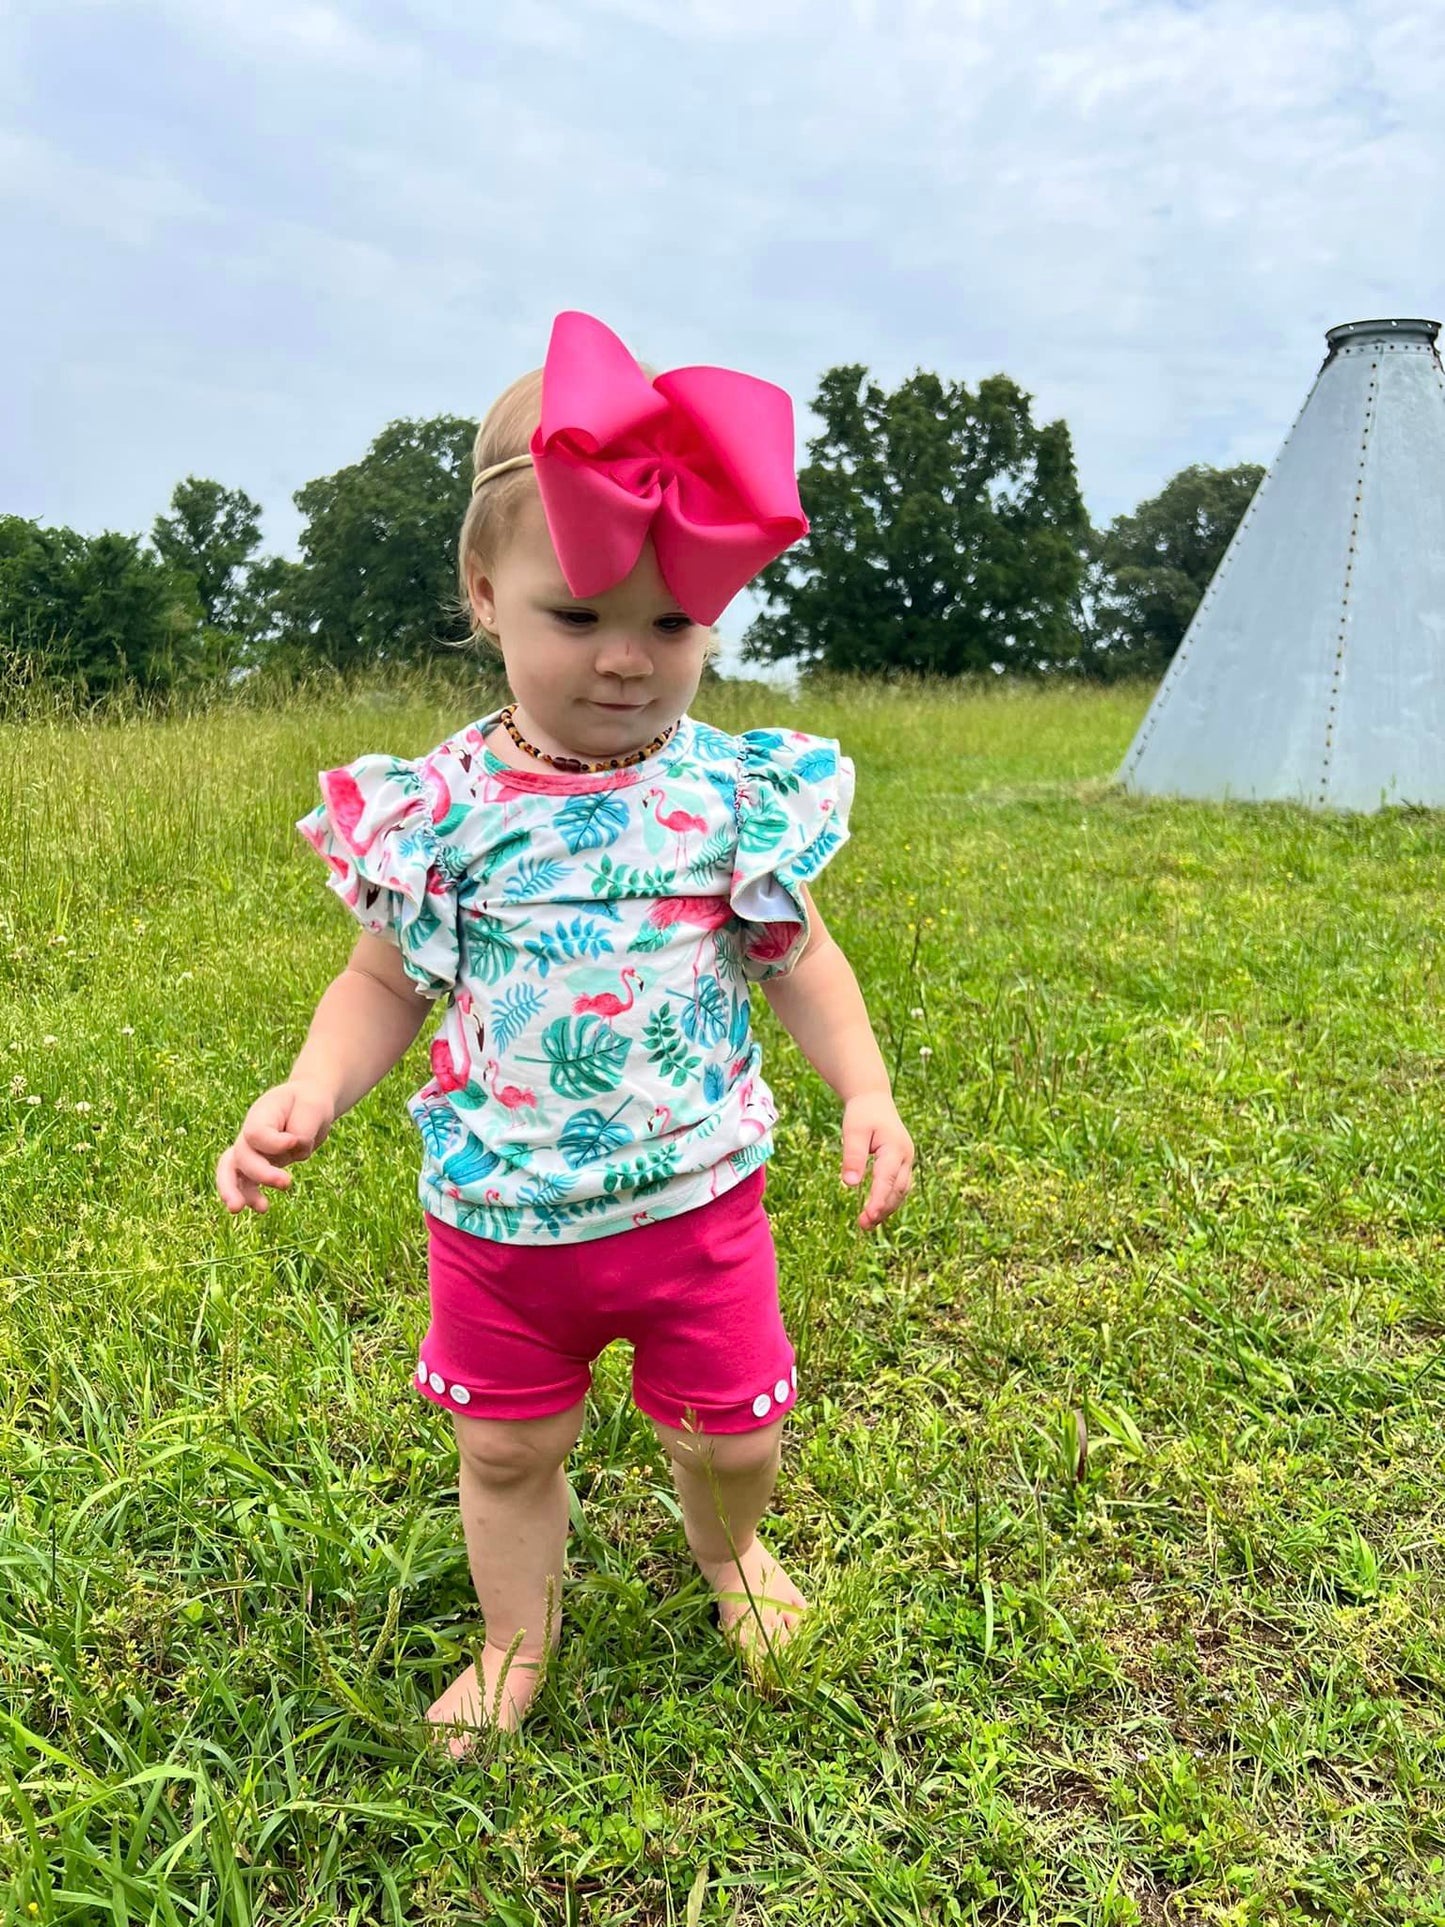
[595, 633, 652, 678]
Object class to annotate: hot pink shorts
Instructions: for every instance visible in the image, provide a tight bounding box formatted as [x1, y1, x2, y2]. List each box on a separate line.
[414, 1166, 798, 1435]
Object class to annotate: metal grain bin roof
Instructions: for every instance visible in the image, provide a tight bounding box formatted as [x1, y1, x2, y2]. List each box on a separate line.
[1118, 316, 1445, 812]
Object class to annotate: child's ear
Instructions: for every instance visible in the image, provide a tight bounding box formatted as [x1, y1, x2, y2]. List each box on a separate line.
[466, 561, 498, 634]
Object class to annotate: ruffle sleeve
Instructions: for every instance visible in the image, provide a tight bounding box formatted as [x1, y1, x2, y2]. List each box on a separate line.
[730, 728, 855, 982]
[295, 750, 466, 1001]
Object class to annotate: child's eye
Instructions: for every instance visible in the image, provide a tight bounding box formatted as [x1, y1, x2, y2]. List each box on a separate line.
[551, 610, 596, 627]
[656, 616, 694, 635]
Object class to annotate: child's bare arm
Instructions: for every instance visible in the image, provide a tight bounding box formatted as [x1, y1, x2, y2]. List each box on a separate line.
[288, 931, 436, 1114]
[758, 885, 914, 1230]
[216, 932, 436, 1215]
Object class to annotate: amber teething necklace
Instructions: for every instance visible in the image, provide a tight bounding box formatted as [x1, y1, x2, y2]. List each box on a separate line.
[497, 704, 677, 775]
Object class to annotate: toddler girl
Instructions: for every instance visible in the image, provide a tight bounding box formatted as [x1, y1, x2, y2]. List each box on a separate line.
[215, 311, 914, 1748]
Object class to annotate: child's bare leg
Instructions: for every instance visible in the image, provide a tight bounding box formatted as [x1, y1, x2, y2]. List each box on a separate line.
[427, 1399, 587, 1750]
[650, 1413, 808, 1659]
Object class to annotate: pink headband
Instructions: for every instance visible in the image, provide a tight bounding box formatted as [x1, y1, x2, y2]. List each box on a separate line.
[474, 310, 809, 626]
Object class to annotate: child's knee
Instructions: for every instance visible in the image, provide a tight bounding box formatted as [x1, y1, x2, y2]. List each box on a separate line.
[656, 1415, 784, 1482]
[453, 1402, 585, 1485]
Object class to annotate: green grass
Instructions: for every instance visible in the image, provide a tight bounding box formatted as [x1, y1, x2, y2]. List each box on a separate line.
[4, 665, 1445, 1925]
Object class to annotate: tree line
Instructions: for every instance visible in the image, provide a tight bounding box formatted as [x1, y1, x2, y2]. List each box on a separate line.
[0, 367, 1263, 699]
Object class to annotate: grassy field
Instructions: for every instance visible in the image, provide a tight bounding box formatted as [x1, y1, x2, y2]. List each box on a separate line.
[3, 667, 1445, 1925]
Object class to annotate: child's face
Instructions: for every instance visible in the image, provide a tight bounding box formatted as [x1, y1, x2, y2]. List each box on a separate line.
[467, 491, 710, 758]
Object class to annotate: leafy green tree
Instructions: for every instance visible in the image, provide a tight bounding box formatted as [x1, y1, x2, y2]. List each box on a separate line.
[743, 364, 1089, 676]
[1080, 462, 1265, 680]
[0, 516, 202, 695]
[225, 555, 311, 673]
[151, 478, 263, 631]
[290, 416, 475, 670]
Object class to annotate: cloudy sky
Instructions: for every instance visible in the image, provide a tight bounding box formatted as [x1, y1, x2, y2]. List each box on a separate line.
[3, 0, 1442, 655]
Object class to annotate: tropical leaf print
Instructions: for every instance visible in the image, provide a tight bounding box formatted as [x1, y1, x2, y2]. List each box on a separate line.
[399, 763, 427, 795]
[681, 825, 734, 881]
[466, 912, 517, 985]
[626, 920, 673, 955]
[507, 857, 567, 899]
[729, 1140, 771, 1176]
[523, 915, 616, 978]
[433, 801, 471, 838]
[457, 1197, 524, 1239]
[489, 981, 545, 1052]
[441, 1139, 503, 1186]
[517, 1170, 576, 1211]
[690, 720, 735, 760]
[558, 1101, 636, 1169]
[792, 747, 838, 785]
[680, 973, 728, 1048]
[737, 798, 791, 854]
[415, 1102, 466, 1160]
[402, 900, 442, 954]
[527, 1194, 614, 1239]
[557, 790, 629, 854]
[780, 822, 844, 880]
[395, 827, 440, 867]
[339, 716, 847, 1244]
[603, 1142, 681, 1197]
[642, 1002, 701, 1090]
[700, 766, 741, 808]
[432, 839, 470, 883]
[728, 990, 751, 1055]
[588, 853, 675, 897]
[477, 828, 531, 881]
[524, 1017, 632, 1099]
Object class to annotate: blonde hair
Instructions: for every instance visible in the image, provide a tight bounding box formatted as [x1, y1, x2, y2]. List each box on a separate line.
[451, 356, 721, 665]
[453, 367, 546, 653]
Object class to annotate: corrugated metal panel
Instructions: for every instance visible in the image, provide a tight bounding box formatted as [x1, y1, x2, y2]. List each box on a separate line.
[1118, 317, 1445, 812]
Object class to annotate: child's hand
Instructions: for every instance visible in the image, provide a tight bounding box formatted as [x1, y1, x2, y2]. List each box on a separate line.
[215, 1080, 337, 1216]
[840, 1093, 914, 1231]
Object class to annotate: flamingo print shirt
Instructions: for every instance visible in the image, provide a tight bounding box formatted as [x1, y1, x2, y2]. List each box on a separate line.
[295, 707, 855, 1244]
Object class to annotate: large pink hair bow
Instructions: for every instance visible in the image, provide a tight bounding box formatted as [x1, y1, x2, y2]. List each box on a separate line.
[528, 310, 809, 626]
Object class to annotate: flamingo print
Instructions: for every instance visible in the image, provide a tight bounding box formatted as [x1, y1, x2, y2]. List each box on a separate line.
[742, 921, 798, 972]
[429, 1033, 467, 1097]
[645, 895, 732, 937]
[304, 706, 854, 1247]
[644, 895, 734, 982]
[573, 966, 641, 1025]
[421, 759, 456, 828]
[735, 1077, 773, 1144]
[428, 988, 482, 1096]
[316, 767, 380, 856]
[707, 1078, 774, 1196]
[485, 1059, 537, 1110]
[643, 787, 707, 860]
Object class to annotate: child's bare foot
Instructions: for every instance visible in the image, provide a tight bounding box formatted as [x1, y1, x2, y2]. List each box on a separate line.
[696, 1535, 808, 1666]
[426, 1632, 558, 1756]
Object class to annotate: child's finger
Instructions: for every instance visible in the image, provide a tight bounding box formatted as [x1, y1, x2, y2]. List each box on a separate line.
[882, 1166, 915, 1217]
[234, 1144, 294, 1192]
[217, 1149, 266, 1215]
[840, 1116, 875, 1186]
[861, 1145, 909, 1222]
[215, 1150, 239, 1211]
